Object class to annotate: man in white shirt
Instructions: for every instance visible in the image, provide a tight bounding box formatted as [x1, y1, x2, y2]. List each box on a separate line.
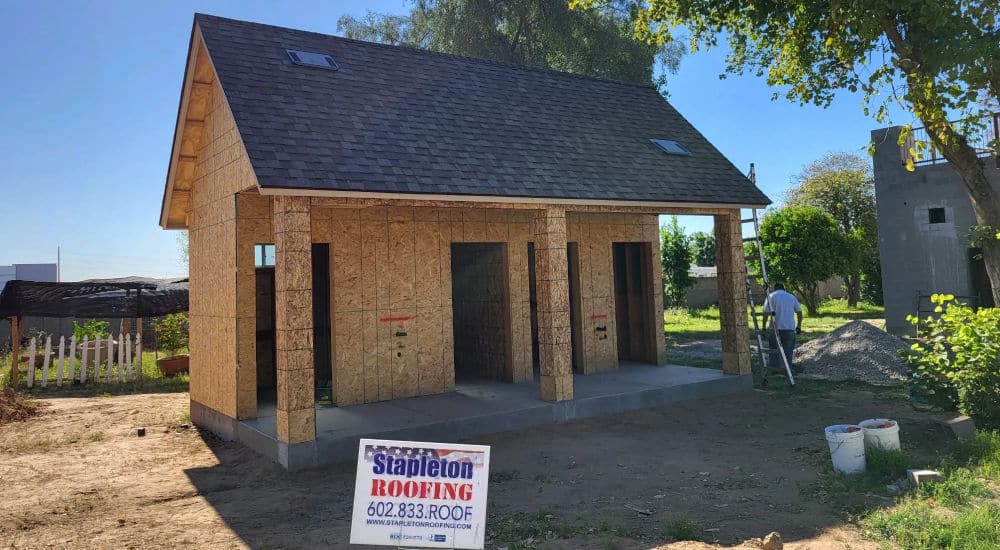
[762, 283, 803, 373]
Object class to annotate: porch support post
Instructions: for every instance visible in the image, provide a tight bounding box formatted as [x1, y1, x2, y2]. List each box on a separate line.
[532, 208, 573, 401]
[273, 197, 316, 444]
[714, 210, 751, 375]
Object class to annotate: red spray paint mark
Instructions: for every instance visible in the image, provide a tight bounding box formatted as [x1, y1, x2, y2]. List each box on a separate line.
[591, 314, 608, 320]
[379, 315, 417, 323]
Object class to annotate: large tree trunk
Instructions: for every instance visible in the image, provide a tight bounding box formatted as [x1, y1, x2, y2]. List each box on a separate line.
[843, 272, 861, 307]
[928, 123, 1000, 305]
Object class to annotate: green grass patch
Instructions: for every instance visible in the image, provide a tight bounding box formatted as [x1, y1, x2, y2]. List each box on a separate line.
[2, 351, 189, 397]
[664, 299, 884, 345]
[860, 432, 1000, 549]
[662, 516, 700, 541]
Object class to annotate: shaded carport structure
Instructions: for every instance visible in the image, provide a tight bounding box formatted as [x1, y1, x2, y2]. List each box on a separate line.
[0, 277, 188, 385]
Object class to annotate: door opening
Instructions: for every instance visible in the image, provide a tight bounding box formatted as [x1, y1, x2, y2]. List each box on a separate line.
[612, 242, 655, 363]
[255, 266, 277, 411]
[311, 243, 333, 404]
[451, 243, 511, 381]
[567, 242, 582, 372]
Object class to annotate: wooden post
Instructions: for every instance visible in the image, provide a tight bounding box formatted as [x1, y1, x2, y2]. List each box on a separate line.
[532, 208, 574, 402]
[714, 211, 751, 375]
[56, 335, 66, 387]
[8, 316, 20, 388]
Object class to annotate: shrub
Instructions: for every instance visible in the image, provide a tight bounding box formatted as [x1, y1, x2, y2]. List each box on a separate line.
[153, 313, 189, 356]
[72, 319, 109, 341]
[905, 294, 1000, 429]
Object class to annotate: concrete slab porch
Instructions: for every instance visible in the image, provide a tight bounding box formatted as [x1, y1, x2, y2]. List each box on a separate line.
[239, 363, 751, 470]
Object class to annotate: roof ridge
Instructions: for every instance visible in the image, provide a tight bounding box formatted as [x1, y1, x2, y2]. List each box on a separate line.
[193, 12, 658, 91]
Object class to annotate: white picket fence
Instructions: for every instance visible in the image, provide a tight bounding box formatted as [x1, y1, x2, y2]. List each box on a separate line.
[23, 333, 142, 388]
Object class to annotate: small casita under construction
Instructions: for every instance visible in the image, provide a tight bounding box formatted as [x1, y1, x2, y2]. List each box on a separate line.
[159, 14, 770, 468]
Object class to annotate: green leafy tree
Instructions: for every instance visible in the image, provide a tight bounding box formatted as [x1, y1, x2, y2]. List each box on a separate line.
[72, 319, 109, 342]
[579, 0, 1000, 305]
[753, 206, 850, 315]
[660, 216, 693, 306]
[689, 231, 715, 267]
[786, 153, 878, 307]
[177, 231, 189, 270]
[338, 0, 684, 93]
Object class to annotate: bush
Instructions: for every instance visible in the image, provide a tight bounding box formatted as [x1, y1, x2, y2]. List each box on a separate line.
[153, 313, 189, 356]
[905, 294, 1000, 429]
[72, 319, 109, 341]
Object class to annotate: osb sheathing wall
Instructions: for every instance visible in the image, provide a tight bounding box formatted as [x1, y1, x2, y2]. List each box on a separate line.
[311, 207, 535, 406]
[186, 72, 258, 419]
[566, 212, 667, 373]
[235, 192, 273, 419]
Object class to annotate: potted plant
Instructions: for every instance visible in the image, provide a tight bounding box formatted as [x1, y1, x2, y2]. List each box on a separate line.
[154, 313, 190, 376]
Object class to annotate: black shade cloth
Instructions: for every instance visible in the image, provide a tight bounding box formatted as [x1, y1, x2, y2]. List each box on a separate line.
[0, 277, 188, 319]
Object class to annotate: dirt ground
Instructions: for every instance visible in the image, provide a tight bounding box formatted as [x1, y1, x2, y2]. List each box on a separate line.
[0, 386, 951, 549]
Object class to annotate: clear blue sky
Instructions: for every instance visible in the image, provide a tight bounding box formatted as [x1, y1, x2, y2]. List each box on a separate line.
[0, 1, 912, 281]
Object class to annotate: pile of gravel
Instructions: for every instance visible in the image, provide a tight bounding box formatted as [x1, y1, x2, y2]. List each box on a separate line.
[794, 320, 911, 385]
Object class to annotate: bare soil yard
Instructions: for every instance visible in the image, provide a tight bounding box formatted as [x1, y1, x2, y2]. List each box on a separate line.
[0, 384, 952, 549]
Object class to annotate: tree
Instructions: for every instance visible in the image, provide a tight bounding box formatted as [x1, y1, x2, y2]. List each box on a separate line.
[660, 216, 693, 306]
[337, 1, 684, 93]
[786, 153, 878, 306]
[689, 231, 715, 267]
[754, 206, 850, 315]
[177, 231, 189, 270]
[582, 0, 1000, 304]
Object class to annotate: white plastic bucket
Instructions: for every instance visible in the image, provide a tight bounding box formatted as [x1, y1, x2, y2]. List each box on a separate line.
[858, 418, 901, 451]
[825, 424, 866, 474]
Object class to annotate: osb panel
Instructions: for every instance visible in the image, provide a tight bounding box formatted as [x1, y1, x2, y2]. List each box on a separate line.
[188, 192, 237, 417]
[318, 206, 533, 406]
[569, 212, 664, 374]
[234, 192, 274, 419]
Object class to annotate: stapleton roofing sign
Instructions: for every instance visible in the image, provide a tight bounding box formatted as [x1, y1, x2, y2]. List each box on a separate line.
[350, 438, 491, 549]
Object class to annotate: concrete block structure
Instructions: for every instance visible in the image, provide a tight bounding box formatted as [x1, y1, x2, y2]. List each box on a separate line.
[872, 125, 998, 335]
[159, 14, 770, 468]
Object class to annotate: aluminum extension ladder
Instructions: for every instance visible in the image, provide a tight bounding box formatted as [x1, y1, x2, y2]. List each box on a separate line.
[743, 164, 795, 387]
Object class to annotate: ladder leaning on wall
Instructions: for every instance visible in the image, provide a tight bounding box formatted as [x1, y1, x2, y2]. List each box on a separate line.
[742, 163, 796, 387]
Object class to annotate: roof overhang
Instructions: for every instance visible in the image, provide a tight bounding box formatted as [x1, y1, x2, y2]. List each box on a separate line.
[258, 186, 766, 213]
[159, 21, 223, 230]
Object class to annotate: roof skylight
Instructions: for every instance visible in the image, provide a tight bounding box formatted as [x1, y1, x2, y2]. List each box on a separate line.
[286, 49, 340, 70]
[651, 139, 690, 155]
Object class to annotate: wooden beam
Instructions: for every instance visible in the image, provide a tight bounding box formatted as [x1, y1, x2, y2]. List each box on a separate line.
[305, 195, 736, 216]
[8, 316, 20, 388]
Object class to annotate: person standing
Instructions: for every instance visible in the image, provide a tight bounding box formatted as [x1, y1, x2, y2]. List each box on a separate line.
[762, 283, 803, 373]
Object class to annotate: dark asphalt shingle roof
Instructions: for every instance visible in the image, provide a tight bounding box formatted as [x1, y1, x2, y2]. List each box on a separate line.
[194, 14, 770, 206]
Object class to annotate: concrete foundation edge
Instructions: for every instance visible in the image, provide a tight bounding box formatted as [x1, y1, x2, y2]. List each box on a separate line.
[237, 373, 753, 471]
[190, 399, 239, 441]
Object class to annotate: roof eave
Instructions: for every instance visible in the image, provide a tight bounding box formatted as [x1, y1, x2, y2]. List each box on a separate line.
[159, 19, 204, 230]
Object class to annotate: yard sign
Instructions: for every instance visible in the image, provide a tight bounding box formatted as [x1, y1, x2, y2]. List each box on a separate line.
[350, 438, 491, 549]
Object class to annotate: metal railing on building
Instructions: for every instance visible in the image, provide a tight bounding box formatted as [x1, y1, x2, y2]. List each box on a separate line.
[902, 113, 1000, 167]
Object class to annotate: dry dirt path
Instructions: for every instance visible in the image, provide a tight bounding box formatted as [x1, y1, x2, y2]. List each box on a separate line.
[0, 387, 944, 549]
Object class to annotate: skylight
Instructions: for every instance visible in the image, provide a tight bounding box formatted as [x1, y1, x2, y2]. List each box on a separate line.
[651, 139, 690, 155]
[286, 49, 340, 70]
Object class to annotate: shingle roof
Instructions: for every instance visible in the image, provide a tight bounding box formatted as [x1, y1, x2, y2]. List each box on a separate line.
[194, 14, 770, 206]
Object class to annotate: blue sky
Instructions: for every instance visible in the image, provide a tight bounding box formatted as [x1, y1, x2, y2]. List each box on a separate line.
[0, 1, 911, 281]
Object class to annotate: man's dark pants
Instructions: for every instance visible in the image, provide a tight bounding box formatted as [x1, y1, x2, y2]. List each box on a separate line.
[768, 330, 798, 373]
